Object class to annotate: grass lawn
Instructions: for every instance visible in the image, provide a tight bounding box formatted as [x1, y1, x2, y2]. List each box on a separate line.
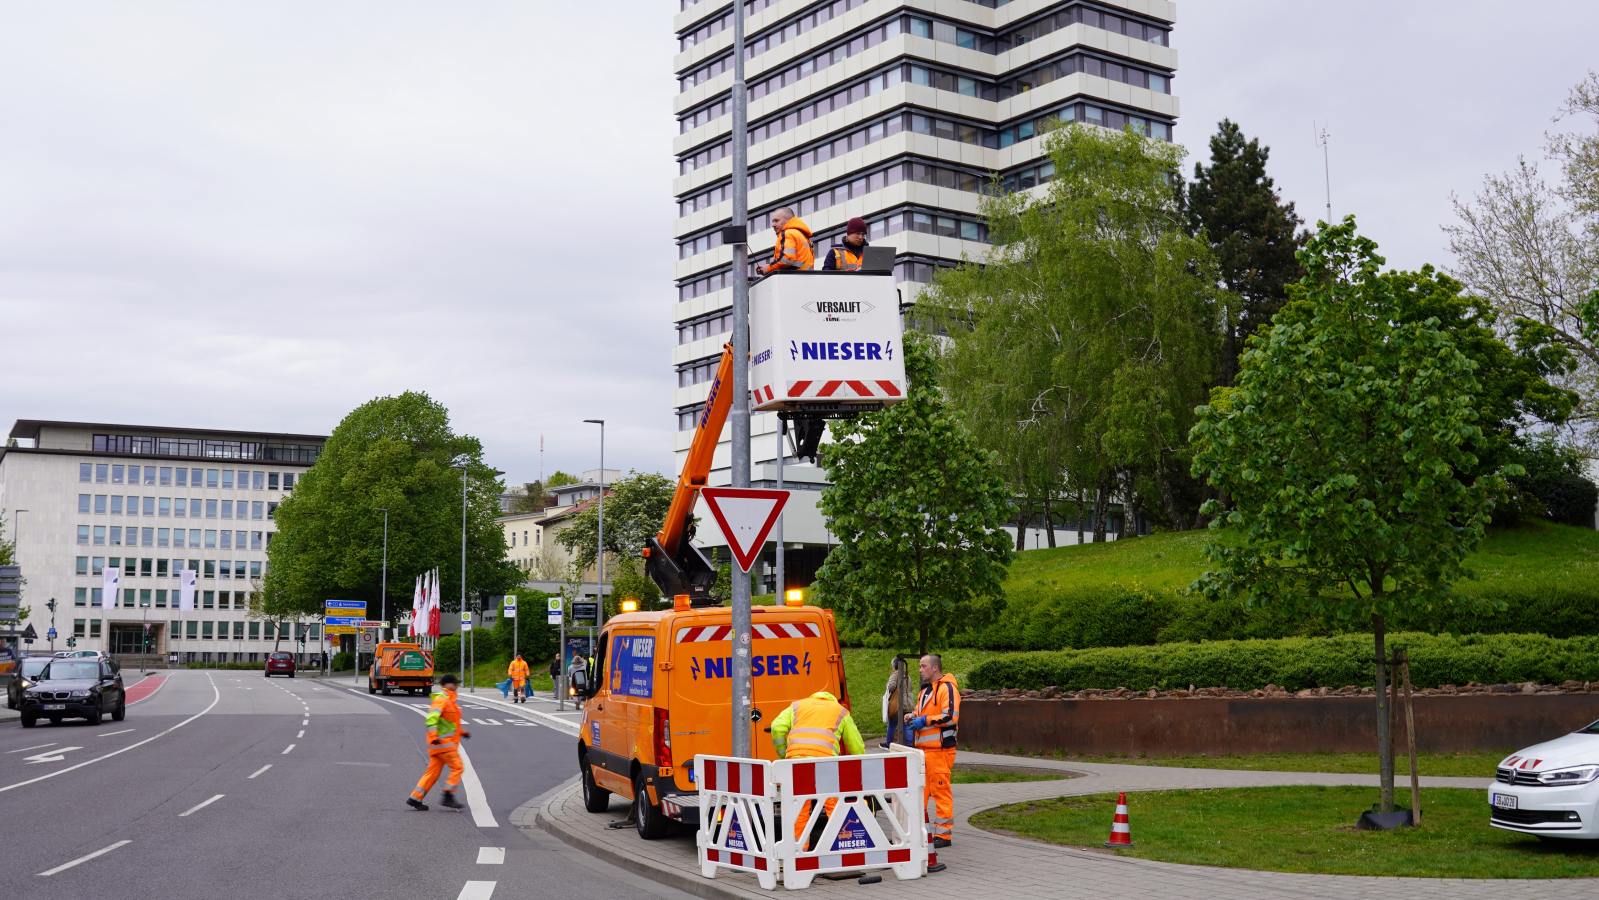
[1044, 750, 1511, 779]
[974, 786, 1599, 878]
[953, 765, 1073, 784]
[842, 647, 1014, 740]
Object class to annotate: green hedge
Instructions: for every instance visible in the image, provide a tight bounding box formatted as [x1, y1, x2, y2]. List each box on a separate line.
[967, 632, 1599, 692]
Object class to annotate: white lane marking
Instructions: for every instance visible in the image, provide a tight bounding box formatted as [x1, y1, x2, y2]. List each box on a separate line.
[24, 747, 83, 765]
[508, 721, 536, 727]
[297, 729, 305, 739]
[301, 719, 308, 726]
[248, 764, 272, 779]
[282, 744, 296, 755]
[179, 793, 226, 817]
[457, 881, 496, 900]
[463, 694, 579, 735]
[6, 742, 58, 754]
[97, 729, 135, 738]
[483, 718, 501, 726]
[348, 689, 500, 828]
[36, 839, 132, 877]
[476, 847, 505, 865]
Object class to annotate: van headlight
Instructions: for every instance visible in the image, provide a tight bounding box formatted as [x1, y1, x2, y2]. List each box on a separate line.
[1537, 765, 1599, 786]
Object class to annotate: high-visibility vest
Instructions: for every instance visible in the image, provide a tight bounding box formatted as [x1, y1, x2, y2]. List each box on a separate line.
[913, 674, 960, 750]
[425, 688, 462, 744]
[829, 247, 864, 271]
[508, 659, 529, 680]
[768, 218, 814, 271]
[784, 695, 849, 758]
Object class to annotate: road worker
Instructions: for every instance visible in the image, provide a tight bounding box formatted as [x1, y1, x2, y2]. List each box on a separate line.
[822, 217, 870, 271]
[507, 654, 530, 703]
[567, 654, 589, 708]
[755, 206, 813, 275]
[407, 673, 470, 811]
[771, 689, 864, 847]
[903, 654, 960, 848]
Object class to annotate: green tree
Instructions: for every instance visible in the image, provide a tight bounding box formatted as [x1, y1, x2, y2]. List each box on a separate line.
[923, 124, 1222, 535]
[1185, 119, 1306, 385]
[267, 391, 521, 623]
[510, 470, 579, 514]
[815, 333, 1015, 654]
[557, 470, 676, 573]
[609, 556, 661, 607]
[1190, 219, 1504, 814]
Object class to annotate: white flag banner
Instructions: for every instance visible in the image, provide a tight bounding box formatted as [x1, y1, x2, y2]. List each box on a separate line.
[412, 574, 423, 629]
[428, 568, 441, 637]
[102, 567, 121, 610]
[179, 569, 197, 611]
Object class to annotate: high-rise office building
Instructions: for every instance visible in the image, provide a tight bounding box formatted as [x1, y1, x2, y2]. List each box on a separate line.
[0, 420, 325, 663]
[672, 1, 1176, 578]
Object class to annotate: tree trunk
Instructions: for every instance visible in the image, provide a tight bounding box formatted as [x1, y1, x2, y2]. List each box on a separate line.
[1373, 613, 1395, 813]
[1076, 490, 1085, 545]
[918, 623, 929, 657]
[1014, 501, 1030, 552]
[1091, 476, 1109, 543]
[1043, 493, 1056, 548]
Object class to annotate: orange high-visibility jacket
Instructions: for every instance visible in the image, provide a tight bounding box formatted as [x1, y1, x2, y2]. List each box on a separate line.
[508, 659, 529, 681]
[772, 691, 864, 759]
[912, 674, 960, 750]
[426, 687, 463, 746]
[825, 246, 864, 271]
[768, 217, 814, 271]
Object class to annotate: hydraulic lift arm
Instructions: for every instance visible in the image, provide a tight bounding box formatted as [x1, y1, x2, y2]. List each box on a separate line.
[645, 342, 735, 604]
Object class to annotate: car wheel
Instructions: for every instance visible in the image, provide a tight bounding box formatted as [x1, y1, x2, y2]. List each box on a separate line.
[580, 753, 611, 813]
[87, 705, 103, 726]
[112, 698, 126, 722]
[633, 769, 671, 840]
[21, 713, 37, 728]
[288, 672, 295, 678]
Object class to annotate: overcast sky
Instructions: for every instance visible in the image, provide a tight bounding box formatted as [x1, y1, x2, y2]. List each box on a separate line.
[2, 2, 1595, 486]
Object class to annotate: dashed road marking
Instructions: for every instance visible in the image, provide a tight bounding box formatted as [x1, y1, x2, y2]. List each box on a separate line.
[36, 840, 131, 877]
[179, 793, 225, 817]
[248, 764, 272, 779]
[457, 881, 496, 900]
[476, 847, 505, 865]
[97, 729, 135, 738]
[6, 743, 57, 754]
[282, 744, 296, 755]
[297, 729, 305, 739]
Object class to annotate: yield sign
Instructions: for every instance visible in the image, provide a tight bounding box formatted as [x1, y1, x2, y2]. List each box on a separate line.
[701, 487, 789, 573]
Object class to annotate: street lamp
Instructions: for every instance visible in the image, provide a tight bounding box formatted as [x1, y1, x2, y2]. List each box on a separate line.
[583, 419, 605, 650]
[453, 460, 470, 692]
[377, 507, 389, 641]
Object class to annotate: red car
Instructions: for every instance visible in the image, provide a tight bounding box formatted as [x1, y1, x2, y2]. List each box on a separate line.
[264, 652, 296, 678]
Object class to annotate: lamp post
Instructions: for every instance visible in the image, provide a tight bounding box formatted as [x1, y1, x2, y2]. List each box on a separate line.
[583, 419, 605, 648]
[377, 507, 389, 642]
[728, 0, 755, 760]
[455, 461, 471, 692]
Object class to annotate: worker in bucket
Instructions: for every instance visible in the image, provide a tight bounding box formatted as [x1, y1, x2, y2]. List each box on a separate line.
[755, 206, 813, 275]
[904, 654, 960, 848]
[772, 688, 865, 848]
[407, 673, 471, 811]
[822, 217, 870, 271]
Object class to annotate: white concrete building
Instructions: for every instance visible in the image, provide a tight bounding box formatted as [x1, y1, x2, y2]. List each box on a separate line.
[671, 0, 1167, 579]
[0, 420, 325, 663]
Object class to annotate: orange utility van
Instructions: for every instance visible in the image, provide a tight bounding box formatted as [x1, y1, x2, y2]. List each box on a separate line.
[367, 642, 435, 696]
[576, 599, 849, 839]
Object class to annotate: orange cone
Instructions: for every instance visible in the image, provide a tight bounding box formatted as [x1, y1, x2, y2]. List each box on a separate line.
[925, 811, 946, 873]
[1104, 792, 1134, 848]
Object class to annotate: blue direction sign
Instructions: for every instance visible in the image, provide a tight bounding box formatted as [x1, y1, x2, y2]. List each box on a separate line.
[324, 600, 366, 611]
[323, 615, 363, 627]
[46, 627, 58, 639]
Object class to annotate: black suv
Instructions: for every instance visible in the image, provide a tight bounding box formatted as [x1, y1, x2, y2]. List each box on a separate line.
[20, 657, 125, 727]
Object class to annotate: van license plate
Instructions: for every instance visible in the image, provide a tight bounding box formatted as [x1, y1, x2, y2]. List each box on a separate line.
[1493, 793, 1518, 810]
[43, 704, 66, 711]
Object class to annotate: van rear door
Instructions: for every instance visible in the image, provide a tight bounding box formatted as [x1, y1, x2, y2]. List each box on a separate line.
[667, 607, 843, 791]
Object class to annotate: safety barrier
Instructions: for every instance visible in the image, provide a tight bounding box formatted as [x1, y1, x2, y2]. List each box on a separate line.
[697, 755, 780, 891]
[775, 745, 927, 889]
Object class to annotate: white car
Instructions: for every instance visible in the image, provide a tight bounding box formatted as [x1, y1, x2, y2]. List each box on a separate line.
[1489, 725, 1599, 838]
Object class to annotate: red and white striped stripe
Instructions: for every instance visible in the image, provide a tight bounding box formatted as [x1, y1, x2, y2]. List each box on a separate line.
[751, 384, 778, 404]
[787, 754, 911, 797]
[704, 848, 771, 871]
[791, 848, 913, 872]
[676, 622, 820, 642]
[786, 379, 903, 400]
[699, 757, 770, 796]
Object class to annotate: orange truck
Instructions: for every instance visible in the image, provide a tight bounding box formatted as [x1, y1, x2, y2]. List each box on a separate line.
[368, 642, 434, 696]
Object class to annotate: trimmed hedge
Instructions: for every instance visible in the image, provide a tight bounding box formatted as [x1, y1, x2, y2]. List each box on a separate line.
[966, 632, 1599, 692]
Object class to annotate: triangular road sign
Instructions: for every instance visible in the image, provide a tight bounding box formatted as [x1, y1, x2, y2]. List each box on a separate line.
[701, 487, 790, 573]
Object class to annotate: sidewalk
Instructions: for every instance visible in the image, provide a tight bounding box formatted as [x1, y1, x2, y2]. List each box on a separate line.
[530, 751, 1599, 899]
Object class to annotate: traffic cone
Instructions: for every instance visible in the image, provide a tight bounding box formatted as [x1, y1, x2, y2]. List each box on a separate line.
[1104, 793, 1134, 848]
[925, 811, 946, 873]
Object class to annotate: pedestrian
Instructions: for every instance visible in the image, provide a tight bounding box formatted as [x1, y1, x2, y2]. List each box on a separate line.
[755, 206, 813, 275]
[880, 655, 909, 749]
[903, 654, 960, 848]
[507, 653, 530, 703]
[822, 217, 870, 271]
[771, 688, 864, 848]
[567, 654, 588, 707]
[407, 673, 471, 811]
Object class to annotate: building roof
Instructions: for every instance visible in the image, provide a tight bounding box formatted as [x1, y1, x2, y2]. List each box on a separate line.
[535, 493, 608, 528]
[8, 419, 327, 444]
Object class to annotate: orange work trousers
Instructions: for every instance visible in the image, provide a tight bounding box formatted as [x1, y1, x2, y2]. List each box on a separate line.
[923, 748, 955, 840]
[793, 797, 839, 844]
[411, 743, 463, 800]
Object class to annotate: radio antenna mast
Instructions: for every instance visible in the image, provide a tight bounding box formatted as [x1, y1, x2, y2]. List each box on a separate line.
[1314, 123, 1333, 224]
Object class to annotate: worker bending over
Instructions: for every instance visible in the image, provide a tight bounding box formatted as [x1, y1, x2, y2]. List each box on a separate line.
[772, 689, 864, 847]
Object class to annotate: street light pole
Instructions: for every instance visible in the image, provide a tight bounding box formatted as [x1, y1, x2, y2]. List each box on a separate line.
[728, 0, 754, 760]
[583, 419, 605, 647]
[378, 508, 389, 642]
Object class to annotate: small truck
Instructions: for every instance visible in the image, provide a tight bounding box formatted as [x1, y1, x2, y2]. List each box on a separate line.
[368, 642, 435, 696]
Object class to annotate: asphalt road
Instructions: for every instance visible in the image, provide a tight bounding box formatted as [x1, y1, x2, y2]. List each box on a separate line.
[0, 669, 689, 900]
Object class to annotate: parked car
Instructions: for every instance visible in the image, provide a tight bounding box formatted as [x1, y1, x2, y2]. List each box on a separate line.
[264, 652, 296, 678]
[1490, 722, 1599, 839]
[19, 657, 126, 727]
[7, 656, 52, 709]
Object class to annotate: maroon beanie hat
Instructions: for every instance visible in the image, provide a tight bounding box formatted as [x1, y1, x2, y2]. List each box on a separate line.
[845, 217, 868, 235]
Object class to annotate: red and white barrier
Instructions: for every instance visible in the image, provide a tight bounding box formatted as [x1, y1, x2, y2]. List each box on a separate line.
[697, 756, 780, 891]
[774, 746, 927, 890]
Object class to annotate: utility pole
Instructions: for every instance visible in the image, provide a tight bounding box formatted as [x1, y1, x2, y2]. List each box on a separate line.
[583, 419, 606, 648]
[1315, 124, 1333, 224]
[378, 508, 389, 643]
[728, 0, 754, 760]
[775, 418, 785, 600]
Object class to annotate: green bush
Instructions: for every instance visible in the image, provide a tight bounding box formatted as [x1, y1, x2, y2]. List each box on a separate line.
[967, 632, 1599, 692]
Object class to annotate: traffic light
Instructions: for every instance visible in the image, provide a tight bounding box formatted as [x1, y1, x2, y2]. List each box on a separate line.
[66, 637, 77, 649]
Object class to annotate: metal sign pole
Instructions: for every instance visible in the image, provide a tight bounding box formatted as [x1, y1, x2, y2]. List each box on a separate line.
[557, 598, 567, 711]
[776, 418, 785, 600]
[728, 0, 753, 760]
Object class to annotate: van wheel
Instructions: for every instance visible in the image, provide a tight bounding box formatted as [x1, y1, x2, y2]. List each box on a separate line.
[634, 770, 671, 840]
[367, 681, 376, 695]
[580, 753, 611, 813]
